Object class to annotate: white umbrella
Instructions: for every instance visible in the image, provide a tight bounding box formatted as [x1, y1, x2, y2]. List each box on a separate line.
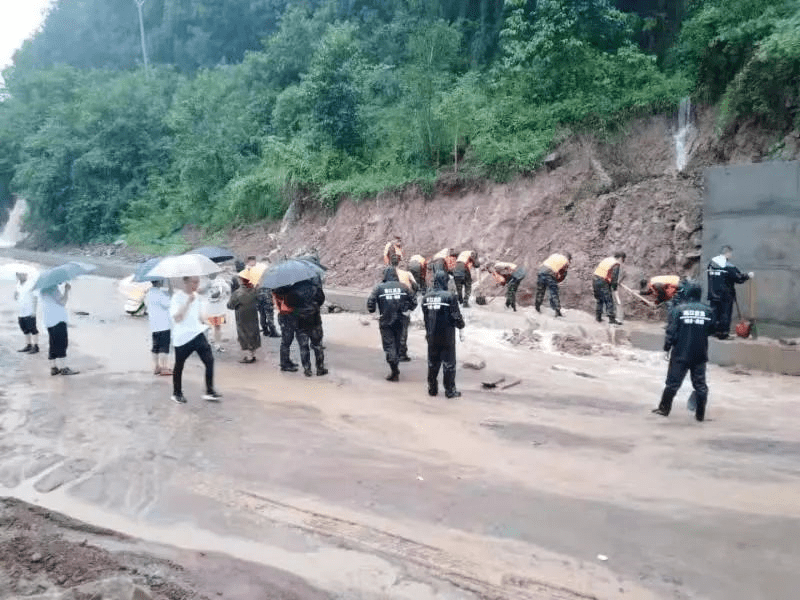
[0, 263, 39, 281]
[146, 254, 221, 279]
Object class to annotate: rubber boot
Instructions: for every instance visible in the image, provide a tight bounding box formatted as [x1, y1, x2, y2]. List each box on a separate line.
[427, 368, 438, 397]
[554, 309, 563, 318]
[694, 392, 708, 422]
[653, 389, 676, 416]
[443, 369, 460, 398]
[386, 363, 399, 382]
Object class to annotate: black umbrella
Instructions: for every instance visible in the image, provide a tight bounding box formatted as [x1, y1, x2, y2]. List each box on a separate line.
[132, 257, 165, 282]
[186, 246, 235, 263]
[261, 260, 324, 289]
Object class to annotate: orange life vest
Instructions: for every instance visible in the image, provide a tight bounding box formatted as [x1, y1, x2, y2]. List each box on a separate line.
[396, 268, 417, 290]
[542, 253, 569, 273]
[594, 257, 619, 283]
[444, 255, 458, 272]
[457, 250, 477, 268]
[408, 254, 426, 270]
[650, 275, 680, 287]
[273, 292, 293, 315]
[384, 241, 403, 265]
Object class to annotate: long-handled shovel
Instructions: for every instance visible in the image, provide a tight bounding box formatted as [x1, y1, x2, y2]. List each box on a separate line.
[620, 283, 658, 308]
[749, 278, 758, 340]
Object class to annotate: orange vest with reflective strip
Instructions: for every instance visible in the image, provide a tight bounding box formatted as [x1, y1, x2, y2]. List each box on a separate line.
[594, 257, 619, 282]
[409, 254, 426, 269]
[457, 250, 475, 266]
[396, 268, 417, 290]
[651, 275, 680, 287]
[384, 242, 403, 264]
[542, 253, 569, 273]
[444, 255, 457, 272]
[432, 248, 451, 261]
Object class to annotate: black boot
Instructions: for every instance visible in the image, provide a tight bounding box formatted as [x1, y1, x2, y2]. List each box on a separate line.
[386, 363, 399, 382]
[653, 389, 675, 416]
[17, 344, 32, 353]
[554, 309, 563, 317]
[596, 314, 603, 322]
[609, 317, 623, 325]
[29, 344, 39, 354]
[534, 303, 541, 313]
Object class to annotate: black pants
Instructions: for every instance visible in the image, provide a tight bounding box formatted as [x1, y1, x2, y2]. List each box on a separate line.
[535, 271, 560, 311]
[710, 297, 733, 337]
[47, 321, 68, 360]
[658, 359, 708, 421]
[297, 313, 325, 371]
[258, 292, 278, 336]
[427, 341, 456, 394]
[379, 320, 404, 368]
[173, 333, 214, 396]
[399, 314, 410, 359]
[592, 277, 616, 320]
[19, 316, 38, 335]
[506, 277, 521, 309]
[454, 269, 472, 305]
[278, 313, 298, 368]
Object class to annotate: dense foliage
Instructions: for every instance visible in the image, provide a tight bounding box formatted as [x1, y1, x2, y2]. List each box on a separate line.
[0, 0, 795, 245]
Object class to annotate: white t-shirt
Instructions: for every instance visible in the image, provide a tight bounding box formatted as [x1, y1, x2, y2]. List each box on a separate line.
[40, 287, 68, 328]
[16, 282, 37, 318]
[170, 289, 208, 347]
[202, 278, 230, 317]
[145, 287, 172, 333]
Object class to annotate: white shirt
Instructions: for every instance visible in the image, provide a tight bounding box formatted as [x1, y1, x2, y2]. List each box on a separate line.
[145, 287, 171, 333]
[16, 282, 37, 318]
[170, 289, 208, 347]
[40, 287, 68, 328]
[202, 278, 230, 317]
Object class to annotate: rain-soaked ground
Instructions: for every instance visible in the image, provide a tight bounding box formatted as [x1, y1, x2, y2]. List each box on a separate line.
[1, 268, 800, 599]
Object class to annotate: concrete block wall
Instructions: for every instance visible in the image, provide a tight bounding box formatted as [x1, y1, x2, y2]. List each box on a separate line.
[703, 161, 800, 337]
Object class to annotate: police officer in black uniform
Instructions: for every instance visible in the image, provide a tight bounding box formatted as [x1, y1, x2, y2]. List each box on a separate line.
[707, 245, 753, 339]
[422, 271, 466, 398]
[367, 267, 417, 381]
[652, 281, 714, 422]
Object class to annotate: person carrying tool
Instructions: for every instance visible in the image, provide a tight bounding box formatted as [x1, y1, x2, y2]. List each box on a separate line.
[395, 266, 418, 362]
[422, 271, 465, 398]
[408, 254, 428, 295]
[706, 246, 753, 340]
[535, 252, 571, 317]
[383, 237, 404, 266]
[593, 252, 625, 324]
[652, 281, 714, 422]
[453, 250, 480, 307]
[367, 267, 417, 381]
[488, 261, 527, 311]
[639, 275, 685, 306]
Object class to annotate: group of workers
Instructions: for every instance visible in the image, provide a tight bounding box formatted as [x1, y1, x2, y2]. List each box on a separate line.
[9, 237, 755, 415]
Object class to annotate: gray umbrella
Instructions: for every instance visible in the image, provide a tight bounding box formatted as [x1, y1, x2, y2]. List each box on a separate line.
[260, 260, 324, 289]
[187, 246, 234, 263]
[33, 261, 96, 291]
[132, 257, 164, 282]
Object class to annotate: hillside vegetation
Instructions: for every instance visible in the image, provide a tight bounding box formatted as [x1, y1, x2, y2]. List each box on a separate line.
[0, 0, 798, 247]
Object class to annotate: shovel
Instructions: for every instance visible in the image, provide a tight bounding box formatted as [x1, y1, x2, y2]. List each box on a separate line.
[748, 278, 758, 340]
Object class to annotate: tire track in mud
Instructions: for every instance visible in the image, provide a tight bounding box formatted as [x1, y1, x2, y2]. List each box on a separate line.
[216, 487, 600, 600]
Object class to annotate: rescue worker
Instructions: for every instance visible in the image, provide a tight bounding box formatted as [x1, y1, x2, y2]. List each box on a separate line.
[383, 237, 403, 266]
[367, 267, 417, 381]
[272, 286, 300, 372]
[257, 286, 280, 337]
[289, 278, 328, 377]
[395, 266, 418, 362]
[535, 252, 571, 317]
[639, 275, 684, 306]
[592, 252, 625, 324]
[706, 246, 753, 340]
[488, 261, 527, 311]
[422, 271, 465, 398]
[652, 281, 714, 422]
[408, 254, 428, 295]
[453, 250, 480, 307]
[428, 248, 454, 278]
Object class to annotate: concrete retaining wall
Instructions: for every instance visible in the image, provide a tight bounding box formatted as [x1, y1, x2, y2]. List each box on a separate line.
[703, 161, 800, 337]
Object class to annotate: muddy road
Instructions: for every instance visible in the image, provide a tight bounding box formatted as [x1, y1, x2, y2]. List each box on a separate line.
[1, 268, 799, 599]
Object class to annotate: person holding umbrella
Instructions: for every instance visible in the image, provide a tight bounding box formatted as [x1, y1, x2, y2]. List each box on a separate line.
[147, 254, 223, 404]
[33, 261, 95, 376]
[40, 284, 77, 376]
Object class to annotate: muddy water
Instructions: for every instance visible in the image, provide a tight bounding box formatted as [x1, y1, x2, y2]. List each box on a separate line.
[2, 265, 800, 599]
